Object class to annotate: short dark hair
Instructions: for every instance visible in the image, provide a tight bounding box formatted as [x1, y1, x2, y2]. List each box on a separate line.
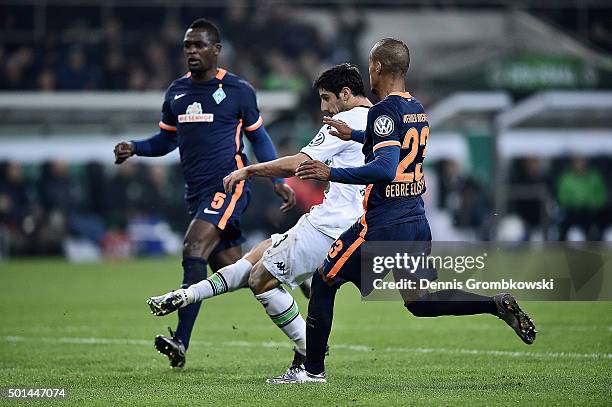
[313, 63, 365, 97]
[370, 38, 410, 76]
[188, 18, 221, 44]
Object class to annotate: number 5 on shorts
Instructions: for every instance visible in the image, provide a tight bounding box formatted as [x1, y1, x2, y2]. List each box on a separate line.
[211, 192, 226, 209]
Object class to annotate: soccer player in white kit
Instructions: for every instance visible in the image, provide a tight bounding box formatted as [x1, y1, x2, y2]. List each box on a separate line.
[147, 63, 372, 370]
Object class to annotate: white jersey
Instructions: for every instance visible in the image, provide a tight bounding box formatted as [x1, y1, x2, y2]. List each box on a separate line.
[300, 106, 368, 239]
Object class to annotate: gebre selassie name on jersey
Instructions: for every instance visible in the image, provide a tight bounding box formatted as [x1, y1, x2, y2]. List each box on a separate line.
[386, 179, 426, 198]
[403, 113, 428, 123]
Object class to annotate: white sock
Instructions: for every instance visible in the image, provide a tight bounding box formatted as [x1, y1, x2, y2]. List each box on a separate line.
[186, 258, 253, 303]
[255, 287, 306, 355]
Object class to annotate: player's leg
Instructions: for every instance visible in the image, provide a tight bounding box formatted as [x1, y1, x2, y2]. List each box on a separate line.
[303, 270, 338, 374]
[301, 224, 362, 379]
[147, 240, 269, 314]
[186, 240, 270, 302]
[404, 289, 536, 343]
[174, 218, 221, 350]
[208, 244, 244, 271]
[266, 270, 336, 385]
[249, 261, 307, 363]
[393, 219, 536, 344]
[151, 186, 254, 367]
[268, 222, 362, 384]
[149, 218, 220, 368]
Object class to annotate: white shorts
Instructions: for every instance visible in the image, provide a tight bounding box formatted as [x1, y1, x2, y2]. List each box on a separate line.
[262, 215, 334, 289]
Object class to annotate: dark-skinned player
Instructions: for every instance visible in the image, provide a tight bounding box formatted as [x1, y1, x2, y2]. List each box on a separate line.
[113, 18, 295, 368]
[269, 38, 536, 384]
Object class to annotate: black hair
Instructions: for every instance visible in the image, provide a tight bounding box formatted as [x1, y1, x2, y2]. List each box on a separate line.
[313, 63, 365, 97]
[188, 18, 221, 44]
[370, 38, 410, 76]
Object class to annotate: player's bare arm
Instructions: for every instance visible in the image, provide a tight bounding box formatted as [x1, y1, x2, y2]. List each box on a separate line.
[295, 159, 331, 182]
[224, 153, 310, 212]
[224, 152, 309, 192]
[113, 141, 134, 164]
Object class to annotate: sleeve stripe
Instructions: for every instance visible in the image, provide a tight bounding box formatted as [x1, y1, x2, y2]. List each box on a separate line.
[373, 140, 401, 151]
[159, 121, 177, 132]
[244, 116, 264, 132]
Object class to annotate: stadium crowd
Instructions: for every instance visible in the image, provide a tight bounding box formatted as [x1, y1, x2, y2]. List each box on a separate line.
[0, 4, 365, 92]
[1, 3, 610, 257]
[1, 154, 610, 257]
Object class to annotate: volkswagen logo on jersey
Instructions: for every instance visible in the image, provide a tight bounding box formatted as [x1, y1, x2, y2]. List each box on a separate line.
[373, 115, 394, 137]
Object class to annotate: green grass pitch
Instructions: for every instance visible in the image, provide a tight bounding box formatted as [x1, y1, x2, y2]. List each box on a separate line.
[1, 257, 610, 406]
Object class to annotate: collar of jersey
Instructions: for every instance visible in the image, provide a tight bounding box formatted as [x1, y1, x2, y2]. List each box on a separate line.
[184, 68, 227, 83]
[388, 91, 413, 99]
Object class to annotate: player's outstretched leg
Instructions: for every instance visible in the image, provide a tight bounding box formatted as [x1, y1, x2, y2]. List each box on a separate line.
[147, 241, 267, 316]
[404, 289, 536, 344]
[248, 262, 308, 377]
[147, 258, 253, 316]
[148, 289, 191, 316]
[493, 293, 537, 344]
[267, 271, 334, 384]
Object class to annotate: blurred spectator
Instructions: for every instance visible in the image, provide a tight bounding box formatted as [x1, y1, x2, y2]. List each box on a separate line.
[102, 50, 127, 89]
[556, 156, 607, 240]
[127, 67, 148, 91]
[0, 162, 31, 254]
[55, 48, 102, 90]
[141, 164, 187, 231]
[262, 51, 308, 92]
[332, 7, 367, 64]
[436, 159, 463, 211]
[83, 162, 109, 219]
[0, 4, 337, 93]
[37, 69, 56, 91]
[509, 157, 551, 239]
[452, 177, 492, 240]
[38, 160, 106, 246]
[106, 162, 149, 228]
[144, 42, 172, 90]
[2, 46, 36, 90]
[223, 1, 253, 46]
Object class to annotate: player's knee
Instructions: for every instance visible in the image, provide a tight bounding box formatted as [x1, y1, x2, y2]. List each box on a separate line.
[183, 237, 205, 257]
[247, 264, 266, 294]
[181, 257, 208, 287]
[249, 262, 279, 295]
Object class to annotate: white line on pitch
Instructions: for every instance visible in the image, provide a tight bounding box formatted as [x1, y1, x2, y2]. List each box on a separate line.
[2, 335, 610, 360]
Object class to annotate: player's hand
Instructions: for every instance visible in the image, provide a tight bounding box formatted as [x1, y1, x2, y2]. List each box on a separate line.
[223, 168, 249, 194]
[273, 182, 296, 213]
[114, 141, 134, 164]
[295, 160, 331, 182]
[322, 116, 353, 141]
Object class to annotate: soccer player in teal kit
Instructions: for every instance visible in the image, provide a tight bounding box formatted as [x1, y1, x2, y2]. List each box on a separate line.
[269, 38, 536, 383]
[113, 19, 295, 368]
